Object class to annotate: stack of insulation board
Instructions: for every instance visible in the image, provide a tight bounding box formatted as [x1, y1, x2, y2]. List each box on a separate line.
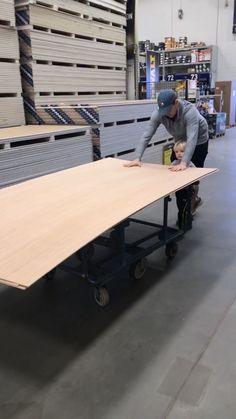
[28, 100, 173, 161]
[0, 125, 93, 187]
[15, 0, 127, 123]
[0, 0, 25, 127]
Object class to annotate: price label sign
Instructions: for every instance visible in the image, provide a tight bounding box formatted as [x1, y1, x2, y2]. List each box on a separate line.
[190, 73, 198, 80]
[166, 74, 175, 81]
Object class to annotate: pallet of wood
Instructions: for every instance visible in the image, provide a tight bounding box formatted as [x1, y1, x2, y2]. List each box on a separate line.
[19, 30, 126, 68]
[0, 125, 93, 187]
[26, 100, 172, 159]
[15, 0, 127, 24]
[15, 1, 127, 118]
[0, 0, 15, 26]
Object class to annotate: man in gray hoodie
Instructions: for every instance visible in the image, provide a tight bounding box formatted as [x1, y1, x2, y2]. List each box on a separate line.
[125, 89, 209, 211]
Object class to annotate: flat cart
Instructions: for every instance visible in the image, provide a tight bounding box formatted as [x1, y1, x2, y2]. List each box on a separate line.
[59, 195, 186, 307]
[0, 158, 217, 306]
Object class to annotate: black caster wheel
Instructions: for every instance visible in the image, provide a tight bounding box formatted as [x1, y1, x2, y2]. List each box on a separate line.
[76, 243, 94, 262]
[94, 287, 110, 307]
[45, 267, 56, 281]
[165, 242, 178, 260]
[129, 258, 147, 280]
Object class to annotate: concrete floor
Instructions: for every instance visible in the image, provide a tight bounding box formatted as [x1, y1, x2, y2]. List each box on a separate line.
[0, 128, 236, 419]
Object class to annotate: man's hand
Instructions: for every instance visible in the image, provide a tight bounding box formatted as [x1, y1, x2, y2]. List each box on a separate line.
[123, 159, 141, 168]
[169, 161, 188, 171]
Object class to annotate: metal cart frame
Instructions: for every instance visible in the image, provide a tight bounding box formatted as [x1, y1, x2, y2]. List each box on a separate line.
[47, 193, 192, 307]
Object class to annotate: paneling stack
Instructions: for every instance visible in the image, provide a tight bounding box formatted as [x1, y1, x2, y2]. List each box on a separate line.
[15, 0, 127, 123]
[28, 99, 173, 161]
[0, 0, 25, 127]
[0, 125, 93, 187]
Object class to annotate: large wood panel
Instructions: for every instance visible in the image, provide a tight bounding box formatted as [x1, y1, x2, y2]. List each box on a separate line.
[0, 158, 217, 289]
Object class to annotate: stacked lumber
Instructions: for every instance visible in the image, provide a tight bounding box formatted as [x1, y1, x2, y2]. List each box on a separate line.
[97, 101, 172, 157]
[1, 0, 15, 26]
[15, 0, 127, 123]
[26, 100, 173, 160]
[0, 2, 25, 127]
[0, 125, 92, 187]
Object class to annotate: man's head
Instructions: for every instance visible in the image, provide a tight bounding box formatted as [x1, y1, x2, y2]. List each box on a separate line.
[157, 89, 178, 118]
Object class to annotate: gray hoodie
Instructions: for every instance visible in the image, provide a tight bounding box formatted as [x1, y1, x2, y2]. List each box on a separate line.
[135, 100, 209, 165]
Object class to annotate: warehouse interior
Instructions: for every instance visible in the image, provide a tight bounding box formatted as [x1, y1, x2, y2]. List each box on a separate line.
[1, 0, 236, 418]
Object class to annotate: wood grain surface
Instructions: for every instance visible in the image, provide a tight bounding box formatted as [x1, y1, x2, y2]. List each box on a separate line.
[0, 158, 217, 289]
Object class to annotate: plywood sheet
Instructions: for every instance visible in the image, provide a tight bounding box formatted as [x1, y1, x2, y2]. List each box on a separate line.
[0, 137, 93, 187]
[0, 124, 89, 143]
[21, 63, 126, 93]
[0, 158, 217, 289]
[15, 0, 127, 20]
[0, 97, 25, 128]
[99, 123, 171, 156]
[0, 62, 22, 93]
[25, 30, 126, 67]
[28, 5, 126, 44]
[0, 0, 15, 25]
[32, 93, 127, 107]
[0, 27, 19, 60]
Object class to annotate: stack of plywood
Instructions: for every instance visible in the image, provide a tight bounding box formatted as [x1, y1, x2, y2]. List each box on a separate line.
[0, 0, 25, 127]
[27, 100, 173, 162]
[0, 0, 15, 26]
[15, 0, 127, 123]
[0, 125, 93, 187]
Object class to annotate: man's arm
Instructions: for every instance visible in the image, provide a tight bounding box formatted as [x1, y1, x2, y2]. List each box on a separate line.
[182, 107, 199, 165]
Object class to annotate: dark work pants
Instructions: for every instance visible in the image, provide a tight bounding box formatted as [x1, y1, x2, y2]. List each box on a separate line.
[171, 140, 209, 229]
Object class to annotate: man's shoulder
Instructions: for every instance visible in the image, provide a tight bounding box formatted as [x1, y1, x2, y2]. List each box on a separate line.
[181, 100, 195, 111]
[181, 100, 200, 118]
